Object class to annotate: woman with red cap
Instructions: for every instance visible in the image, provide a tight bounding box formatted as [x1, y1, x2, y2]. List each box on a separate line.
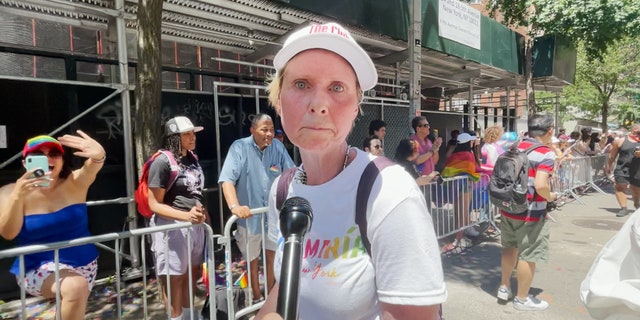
[0, 130, 105, 320]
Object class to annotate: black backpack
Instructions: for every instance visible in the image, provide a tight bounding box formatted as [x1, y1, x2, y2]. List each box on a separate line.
[489, 141, 541, 214]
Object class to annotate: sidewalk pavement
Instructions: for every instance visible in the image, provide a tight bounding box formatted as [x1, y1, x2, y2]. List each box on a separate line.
[441, 184, 632, 320]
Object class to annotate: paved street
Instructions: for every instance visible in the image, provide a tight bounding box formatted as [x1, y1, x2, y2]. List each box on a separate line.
[441, 184, 632, 320]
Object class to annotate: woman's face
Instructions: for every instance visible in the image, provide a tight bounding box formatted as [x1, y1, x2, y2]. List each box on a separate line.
[276, 49, 360, 152]
[180, 131, 196, 152]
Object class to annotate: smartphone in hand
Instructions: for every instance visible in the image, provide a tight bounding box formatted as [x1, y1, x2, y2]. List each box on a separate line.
[25, 155, 51, 187]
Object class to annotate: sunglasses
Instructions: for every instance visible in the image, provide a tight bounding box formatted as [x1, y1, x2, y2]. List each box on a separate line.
[417, 123, 430, 128]
[30, 150, 63, 158]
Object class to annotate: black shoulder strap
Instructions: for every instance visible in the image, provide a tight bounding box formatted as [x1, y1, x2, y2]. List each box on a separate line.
[276, 167, 297, 210]
[355, 156, 395, 255]
[524, 143, 542, 154]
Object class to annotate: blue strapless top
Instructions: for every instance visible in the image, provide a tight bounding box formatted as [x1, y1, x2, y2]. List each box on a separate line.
[10, 203, 98, 275]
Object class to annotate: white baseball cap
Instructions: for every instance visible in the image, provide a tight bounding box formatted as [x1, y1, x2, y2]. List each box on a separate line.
[457, 133, 475, 144]
[165, 116, 204, 136]
[273, 22, 378, 91]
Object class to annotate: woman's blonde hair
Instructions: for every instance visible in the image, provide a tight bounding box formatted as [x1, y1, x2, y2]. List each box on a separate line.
[484, 125, 504, 144]
[266, 71, 283, 110]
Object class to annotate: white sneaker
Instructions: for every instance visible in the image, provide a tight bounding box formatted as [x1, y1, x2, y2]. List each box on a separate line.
[496, 286, 513, 301]
[513, 295, 549, 311]
[464, 227, 480, 237]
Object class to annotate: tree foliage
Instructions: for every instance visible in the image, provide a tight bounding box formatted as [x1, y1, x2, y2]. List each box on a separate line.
[488, 0, 640, 115]
[490, 0, 640, 60]
[533, 0, 640, 60]
[561, 37, 640, 130]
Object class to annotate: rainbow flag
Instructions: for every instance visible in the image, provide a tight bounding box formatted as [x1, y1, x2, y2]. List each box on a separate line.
[234, 271, 248, 289]
[441, 152, 481, 182]
[201, 262, 209, 289]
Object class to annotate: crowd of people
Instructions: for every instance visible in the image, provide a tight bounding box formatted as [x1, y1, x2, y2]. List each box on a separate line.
[1, 20, 639, 320]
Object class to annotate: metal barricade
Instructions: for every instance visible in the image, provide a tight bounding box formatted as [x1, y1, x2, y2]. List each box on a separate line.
[423, 175, 495, 239]
[551, 156, 608, 206]
[218, 207, 270, 320]
[0, 222, 217, 320]
[589, 154, 611, 187]
[552, 157, 585, 204]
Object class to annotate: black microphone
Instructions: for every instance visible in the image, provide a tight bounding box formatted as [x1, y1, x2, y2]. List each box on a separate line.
[276, 196, 313, 320]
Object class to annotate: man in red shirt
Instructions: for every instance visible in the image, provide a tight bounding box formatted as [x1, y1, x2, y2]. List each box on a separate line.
[497, 114, 558, 311]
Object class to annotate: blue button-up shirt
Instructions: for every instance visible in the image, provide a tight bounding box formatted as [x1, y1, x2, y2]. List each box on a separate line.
[218, 136, 295, 233]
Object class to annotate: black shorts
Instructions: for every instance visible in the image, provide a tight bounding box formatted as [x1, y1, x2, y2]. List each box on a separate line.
[614, 175, 640, 187]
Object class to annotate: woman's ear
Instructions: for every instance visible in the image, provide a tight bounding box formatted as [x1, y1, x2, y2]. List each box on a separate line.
[275, 98, 282, 116]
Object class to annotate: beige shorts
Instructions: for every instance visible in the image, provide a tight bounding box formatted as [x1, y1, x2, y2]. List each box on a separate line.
[234, 225, 276, 262]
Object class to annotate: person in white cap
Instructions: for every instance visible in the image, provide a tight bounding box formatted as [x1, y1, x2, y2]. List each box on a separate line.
[256, 22, 446, 320]
[439, 132, 491, 252]
[147, 115, 207, 320]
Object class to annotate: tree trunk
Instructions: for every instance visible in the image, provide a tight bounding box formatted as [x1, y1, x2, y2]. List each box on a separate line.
[524, 37, 537, 116]
[134, 0, 163, 174]
[601, 101, 609, 132]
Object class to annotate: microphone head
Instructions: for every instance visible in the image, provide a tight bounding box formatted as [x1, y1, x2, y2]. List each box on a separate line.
[280, 196, 313, 237]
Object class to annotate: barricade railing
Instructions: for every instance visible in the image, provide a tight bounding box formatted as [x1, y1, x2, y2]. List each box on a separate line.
[553, 157, 586, 204]
[0, 222, 217, 320]
[589, 154, 611, 187]
[423, 174, 495, 239]
[552, 155, 608, 206]
[219, 207, 270, 320]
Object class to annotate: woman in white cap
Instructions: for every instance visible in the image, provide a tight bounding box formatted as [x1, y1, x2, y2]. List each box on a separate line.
[439, 133, 490, 252]
[257, 22, 446, 320]
[147, 116, 207, 320]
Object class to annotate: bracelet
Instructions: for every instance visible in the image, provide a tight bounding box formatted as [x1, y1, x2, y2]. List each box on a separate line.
[229, 204, 238, 211]
[90, 154, 106, 163]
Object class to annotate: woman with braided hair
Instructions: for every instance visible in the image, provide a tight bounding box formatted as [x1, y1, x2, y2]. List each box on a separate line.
[147, 116, 208, 320]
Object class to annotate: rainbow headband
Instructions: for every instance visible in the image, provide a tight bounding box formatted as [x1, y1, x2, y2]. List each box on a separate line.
[23, 135, 64, 157]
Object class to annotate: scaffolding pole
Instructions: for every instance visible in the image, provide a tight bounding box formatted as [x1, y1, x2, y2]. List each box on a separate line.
[408, 0, 422, 130]
[115, 0, 140, 269]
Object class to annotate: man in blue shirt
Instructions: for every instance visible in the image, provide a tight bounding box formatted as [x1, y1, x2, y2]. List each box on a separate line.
[218, 113, 295, 303]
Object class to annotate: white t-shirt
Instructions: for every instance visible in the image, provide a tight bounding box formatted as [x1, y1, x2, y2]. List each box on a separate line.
[268, 149, 447, 320]
[481, 142, 504, 171]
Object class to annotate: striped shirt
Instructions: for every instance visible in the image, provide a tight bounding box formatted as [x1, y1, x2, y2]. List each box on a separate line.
[502, 138, 556, 222]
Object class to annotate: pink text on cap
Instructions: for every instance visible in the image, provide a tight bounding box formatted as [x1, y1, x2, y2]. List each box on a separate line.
[308, 23, 351, 39]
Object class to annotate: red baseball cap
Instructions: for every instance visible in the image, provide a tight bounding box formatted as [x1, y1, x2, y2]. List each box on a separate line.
[23, 135, 64, 157]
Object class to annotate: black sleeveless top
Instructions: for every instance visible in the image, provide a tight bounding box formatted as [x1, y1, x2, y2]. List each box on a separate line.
[614, 136, 640, 181]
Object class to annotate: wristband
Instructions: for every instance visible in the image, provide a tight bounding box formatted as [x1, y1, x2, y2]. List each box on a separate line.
[90, 154, 106, 163]
[229, 204, 238, 211]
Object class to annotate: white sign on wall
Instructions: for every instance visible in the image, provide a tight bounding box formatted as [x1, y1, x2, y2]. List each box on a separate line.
[438, 0, 482, 50]
[0, 125, 6, 148]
